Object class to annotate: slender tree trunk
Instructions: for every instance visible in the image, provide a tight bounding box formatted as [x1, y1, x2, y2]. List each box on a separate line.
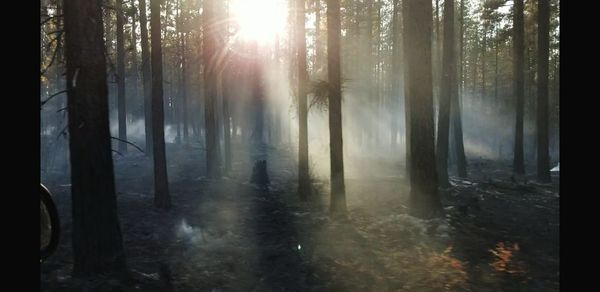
[203, 0, 219, 178]
[436, 0, 456, 188]
[116, 0, 128, 154]
[537, 0, 551, 182]
[130, 6, 140, 121]
[390, 0, 401, 150]
[64, 0, 127, 276]
[150, 0, 171, 208]
[402, 0, 411, 180]
[182, 33, 189, 142]
[297, 0, 310, 200]
[139, 0, 153, 156]
[453, 0, 467, 178]
[513, 0, 525, 175]
[327, 0, 347, 214]
[481, 28, 486, 100]
[404, 0, 441, 218]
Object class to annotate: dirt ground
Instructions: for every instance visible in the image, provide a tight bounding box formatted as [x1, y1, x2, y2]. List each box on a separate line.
[40, 142, 559, 291]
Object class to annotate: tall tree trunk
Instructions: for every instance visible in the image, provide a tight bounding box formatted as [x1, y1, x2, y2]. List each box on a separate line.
[537, 0, 551, 182]
[402, 0, 411, 180]
[513, 0, 525, 175]
[327, 0, 347, 214]
[404, 0, 442, 218]
[481, 28, 486, 99]
[150, 0, 171, 208]
[139, 0, 153, 156]
[182, 33, 189, 142]
[297, 0, 310, 200]
[116, 0, 128, 154]
[130, 6, 140, 121]
[64, 0, 127, 276]
[453, 0, 467, 178]
[203, 0, 219, 178]
[390, 0, 401, 150]
[436, 0, 456, 188]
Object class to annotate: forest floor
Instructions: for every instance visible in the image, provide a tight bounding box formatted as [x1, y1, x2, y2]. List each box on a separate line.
[41, 142, 559, 291]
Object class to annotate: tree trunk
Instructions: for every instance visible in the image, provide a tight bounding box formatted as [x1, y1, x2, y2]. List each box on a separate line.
[404, 0, 442, 218]
[513, 0, 525, 175]
[139, 0, 153, 156]
[436, 0, 456, 188]
[116, 0, 128, 154]
[63, 0, 127, 276]
[453, 0, 467, 178]
[203, 0, 220, 178]
[297, 0, 310, 200]
[537, 0, 551, 182]
[130, 7, 140, 121]
[182, 33, 189, 142]
[150, 0, 171, 208]
[390, 0, 401, 150]
[327, 0, 347, 214]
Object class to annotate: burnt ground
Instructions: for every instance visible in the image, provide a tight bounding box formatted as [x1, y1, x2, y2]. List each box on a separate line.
[41, 143, 559, 291]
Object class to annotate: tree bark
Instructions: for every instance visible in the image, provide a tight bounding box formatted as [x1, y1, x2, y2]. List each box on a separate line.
[150, 0, 171, 208]
[404, 0, 442, 218]
[64, 0, 127, 276]
[537, 0, 551, 182]
[436, 0, 456, 188]
[203, 0, 220, 178]
[327, 0, 347, 214]
[139, 0, 153, 156]
[513, 0, 525, 175]
[116, 0, 128, 154]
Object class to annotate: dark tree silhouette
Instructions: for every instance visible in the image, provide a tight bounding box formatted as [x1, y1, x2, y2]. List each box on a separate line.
[403, 0, 442, 218]
[203, 0, 220, 178]
[116, 0, 128, 154]
[63, 0, 127, 276]
[537, 0, 551, 182]
[150, 0, 171, 209]
[139, 0, 153, 156]
[513, 0, 525, 175]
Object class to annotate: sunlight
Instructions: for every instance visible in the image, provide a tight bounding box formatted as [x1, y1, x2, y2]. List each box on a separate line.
[230, 0, 287, 44]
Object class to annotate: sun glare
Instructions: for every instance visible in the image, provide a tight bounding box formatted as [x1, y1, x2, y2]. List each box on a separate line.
[231, 0, 287, 43]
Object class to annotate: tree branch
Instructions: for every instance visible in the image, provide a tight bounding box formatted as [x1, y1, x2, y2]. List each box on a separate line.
[41, 90, 68, 108]
[111, 136, 145, 154]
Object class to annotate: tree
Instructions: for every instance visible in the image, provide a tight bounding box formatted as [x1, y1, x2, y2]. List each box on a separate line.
[390, 0, 402, 149]
[116, 0, 128, 154]
[139, 0, 153, 156]
[537, 0, 551, 182]
[203, 0, 219, 178]
[513, 0, 525, 175]
[327, 0, 347, 214]
[63, 0, 127, 276]
[436, 0, 457, 188]
[150, 0, 171, 208]
[297, 0, 310, 200]
[403, 0, 442, 218]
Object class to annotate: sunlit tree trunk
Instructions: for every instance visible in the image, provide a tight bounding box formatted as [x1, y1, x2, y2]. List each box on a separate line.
[327, 0, 347, 214]
[404, 0, 442, 218]
[537, 0, 551, 182]
[116, 0, 128, 154]
[139, 0, 153, 156]
[297, 0, 310, 200]
[513, 0, 525, 175]
[64, 0, 127, 276]
[150, 0, 171, 208]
